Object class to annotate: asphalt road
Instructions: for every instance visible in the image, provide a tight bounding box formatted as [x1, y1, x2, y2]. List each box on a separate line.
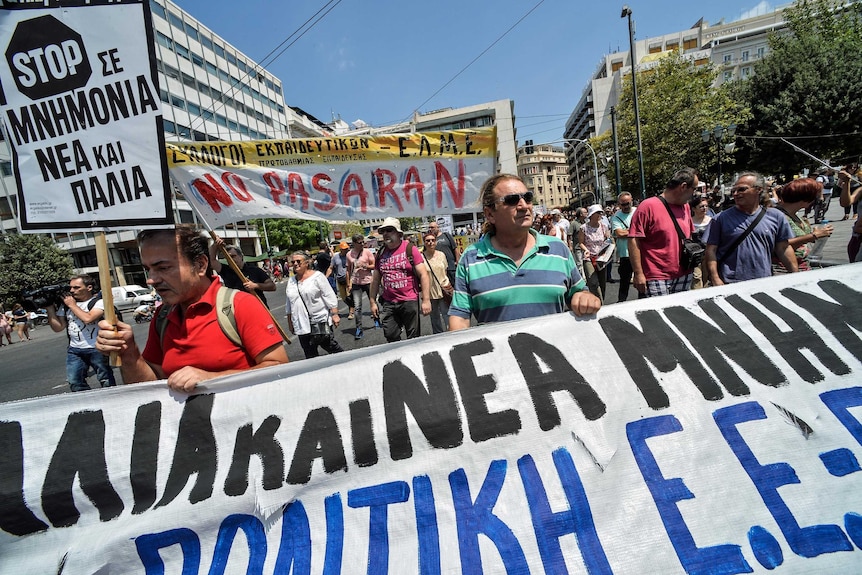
[0, 285, 434, 404]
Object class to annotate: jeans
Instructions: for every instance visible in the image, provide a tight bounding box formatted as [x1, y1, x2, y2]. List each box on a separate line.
[430, 297, 449, 334]
[379, 299, 421, 342]
[298, 333, 343, 359]
[67, 347, 116, 392]
[351, 284, 371, 328]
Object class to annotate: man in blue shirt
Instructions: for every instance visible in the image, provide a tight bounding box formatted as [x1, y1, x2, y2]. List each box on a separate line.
[705, 172, 797, 284]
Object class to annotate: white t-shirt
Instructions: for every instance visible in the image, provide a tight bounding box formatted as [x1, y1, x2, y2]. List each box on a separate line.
[58, 298, 104, 349]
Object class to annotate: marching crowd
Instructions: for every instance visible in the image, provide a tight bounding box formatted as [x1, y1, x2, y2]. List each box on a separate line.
[8, 167, 857, 391]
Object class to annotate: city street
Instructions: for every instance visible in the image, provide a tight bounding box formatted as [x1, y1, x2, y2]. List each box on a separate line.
[0, 199, 856, 404]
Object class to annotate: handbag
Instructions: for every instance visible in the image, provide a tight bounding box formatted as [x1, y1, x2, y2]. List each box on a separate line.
[296, 278, 333, 346]
[422, 253, 453, 303]
[659, 196, 705, 270]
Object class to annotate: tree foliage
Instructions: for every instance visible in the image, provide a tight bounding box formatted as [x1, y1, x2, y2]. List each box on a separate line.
[595, 51, 751, 197]
[249, 219, 329, 252]
[737, 0, 862, 175]
[0, 234, 73, 308]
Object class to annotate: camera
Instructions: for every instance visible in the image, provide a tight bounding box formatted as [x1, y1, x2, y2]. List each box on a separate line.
[21, 284, 71, 310]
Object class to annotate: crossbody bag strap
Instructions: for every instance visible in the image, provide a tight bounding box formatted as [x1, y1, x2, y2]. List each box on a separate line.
[658, 196, 687, 241]
[422, 253, 444, 288]
[294, 276, 314, 320]
[717, 207, 768, 266]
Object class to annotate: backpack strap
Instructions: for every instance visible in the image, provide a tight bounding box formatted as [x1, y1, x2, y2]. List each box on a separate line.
[215, 286, 242, 348]
[156, 286, 242, 350]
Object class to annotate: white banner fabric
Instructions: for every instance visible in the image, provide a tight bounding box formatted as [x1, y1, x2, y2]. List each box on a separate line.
[1, 265, 861, 574]
[166, 127, 497, 227]
[0, 0, 172, 232]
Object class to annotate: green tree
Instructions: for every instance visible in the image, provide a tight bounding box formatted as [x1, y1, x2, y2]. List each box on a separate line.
[0, 234, 73, 308]
[736, 0, 862, 175]
[250, 219, 330, 252]
[596, 51, 751, 197]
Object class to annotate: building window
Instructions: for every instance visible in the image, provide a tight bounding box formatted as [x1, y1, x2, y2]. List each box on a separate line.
[170, 94, 185, 109]
[155, 31, 173, 50]
[741, 50, 749, 62]
[649, 44, 662, 54]
[174, 43, 190, 61]
[724, 71, 733, 81]
[723, 54, 732, 64]
[149, 1, 166, 20]
[757, 46, 766, 59]
[163, 119, 176, 134]
[611, 61, 623, 72]
[201, 35, 214, 52]
[683, 37, 697, 50]
[741, 67, 751, 78]
[184, 23, 199, 42]
[0, 160, 13, 176]
[167, 11, 183, 30]
[666, 41, 678, 51]
[191, 52, 203, 67]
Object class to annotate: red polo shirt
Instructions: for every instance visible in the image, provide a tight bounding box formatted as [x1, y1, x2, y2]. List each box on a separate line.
[142, 280, 281, 377]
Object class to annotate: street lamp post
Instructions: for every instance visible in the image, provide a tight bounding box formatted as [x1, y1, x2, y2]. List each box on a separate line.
[563, 138, 601, 204]
[621, 6, 646, 199]
[701, 123, 737, 189]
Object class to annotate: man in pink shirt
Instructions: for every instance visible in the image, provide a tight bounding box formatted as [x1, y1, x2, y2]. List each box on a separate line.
[629, 168, 700, 297]
[370, 217, 431, 341]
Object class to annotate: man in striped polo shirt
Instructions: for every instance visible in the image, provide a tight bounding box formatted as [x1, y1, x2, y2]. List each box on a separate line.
[449, 174, 601, 330]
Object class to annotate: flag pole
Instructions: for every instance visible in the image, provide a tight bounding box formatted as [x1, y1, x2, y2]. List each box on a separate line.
[94, 231, 122, 366]
[180, 188, 292, 345]
[780, 138, 862, 186]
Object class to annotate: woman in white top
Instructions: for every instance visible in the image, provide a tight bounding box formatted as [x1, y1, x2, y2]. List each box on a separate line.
[578, 204, 611, 301]
[690, 196, 712, 289]
[285, 251, 343, 359]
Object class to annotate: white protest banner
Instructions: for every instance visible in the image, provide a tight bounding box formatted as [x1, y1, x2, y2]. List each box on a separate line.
[166, 126, 497, 226]
[1, 265, 861, 574]
[0, 0, 172, 232]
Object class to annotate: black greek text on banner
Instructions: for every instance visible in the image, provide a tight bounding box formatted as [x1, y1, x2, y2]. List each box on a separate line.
[1, 265, 861, 573]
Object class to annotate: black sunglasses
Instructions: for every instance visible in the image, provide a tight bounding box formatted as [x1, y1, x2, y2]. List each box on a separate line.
[489, 191, 534, 207]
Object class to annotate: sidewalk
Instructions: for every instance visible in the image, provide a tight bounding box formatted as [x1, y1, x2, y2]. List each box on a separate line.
[601, 199, 856, 304]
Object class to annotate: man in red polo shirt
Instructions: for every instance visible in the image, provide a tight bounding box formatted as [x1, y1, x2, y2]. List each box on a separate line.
[96, 225, 287, 392]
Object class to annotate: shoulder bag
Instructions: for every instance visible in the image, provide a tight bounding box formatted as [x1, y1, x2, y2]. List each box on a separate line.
[659, 196, 704, 271]
[422, 253, 453, 304]
[296, 276, 331, 345]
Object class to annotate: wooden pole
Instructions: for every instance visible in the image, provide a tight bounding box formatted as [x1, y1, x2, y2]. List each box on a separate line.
[94, 232, 121, 366]
[207, 229, 292, 345]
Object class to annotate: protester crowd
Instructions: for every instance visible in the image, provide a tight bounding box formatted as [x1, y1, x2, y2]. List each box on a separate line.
[5, 164, 859, 391]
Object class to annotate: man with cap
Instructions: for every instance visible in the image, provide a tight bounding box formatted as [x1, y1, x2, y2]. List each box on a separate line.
[369, 217, 431, 341]
[449, 174, 600, 329]
[629, 167, 700, 297]
[329, 241, 352, 317]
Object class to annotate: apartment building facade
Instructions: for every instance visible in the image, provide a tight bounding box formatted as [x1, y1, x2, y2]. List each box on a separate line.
[517, 144, 569, 209]
[0, 0, 327, 286]
[564, 5, 790, 199]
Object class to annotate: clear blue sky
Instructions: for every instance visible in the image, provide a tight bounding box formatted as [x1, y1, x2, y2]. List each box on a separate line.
[174, 0, 777, 141]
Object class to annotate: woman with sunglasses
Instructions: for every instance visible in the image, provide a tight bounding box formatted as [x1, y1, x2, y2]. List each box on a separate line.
[421, 231, 453, 334]
[285, 251, 344, 359]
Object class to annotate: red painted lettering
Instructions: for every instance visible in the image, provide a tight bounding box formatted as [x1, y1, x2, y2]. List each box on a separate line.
[403, 166, 425, 210]
[435, 160, 465, 208]
[191, 174, 232, 213]
[312, 173, 337, 211]
[262, 171, 286, 205]
[221, 172, 253, 202]
[286, 173, 310, 211]
[341, 173, 367, 214]
[373, 169, 403, 211]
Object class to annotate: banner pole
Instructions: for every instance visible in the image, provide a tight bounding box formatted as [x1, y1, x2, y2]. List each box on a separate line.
[780, 138, 862, 186]
[177, 184, 292, 345]
[94, 231, 121, 366]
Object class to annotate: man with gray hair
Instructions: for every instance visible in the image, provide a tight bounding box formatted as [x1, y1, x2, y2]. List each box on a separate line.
[210, 236, 277, 307]
[705, 171, 797, 284]
[610, 192, 636, 301]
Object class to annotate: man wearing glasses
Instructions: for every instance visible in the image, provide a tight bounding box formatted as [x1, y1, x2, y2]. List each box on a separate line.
[449, 174, 600, 330]
[369, 217, 431, 341]
[46, 274, 117, 391]
[705, 172, 797, 284]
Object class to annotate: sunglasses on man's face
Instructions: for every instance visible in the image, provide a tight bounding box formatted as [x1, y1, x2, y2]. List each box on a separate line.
[290, 260, 305, 266]
[489, 191, 534, 207]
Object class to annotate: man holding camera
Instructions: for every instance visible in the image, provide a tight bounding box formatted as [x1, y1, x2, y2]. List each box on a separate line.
[46, 274, 117, 392]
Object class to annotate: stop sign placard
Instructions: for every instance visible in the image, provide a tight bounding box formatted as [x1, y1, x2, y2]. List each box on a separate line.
[6, 14, 92, 101]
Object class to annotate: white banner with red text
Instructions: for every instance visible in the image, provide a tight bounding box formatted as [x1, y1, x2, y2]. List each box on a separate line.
[167, 127, 497, 226]
[1, 264, 861, 574]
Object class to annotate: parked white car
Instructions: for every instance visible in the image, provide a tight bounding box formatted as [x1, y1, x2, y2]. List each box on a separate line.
[111, 285, 156, 311]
